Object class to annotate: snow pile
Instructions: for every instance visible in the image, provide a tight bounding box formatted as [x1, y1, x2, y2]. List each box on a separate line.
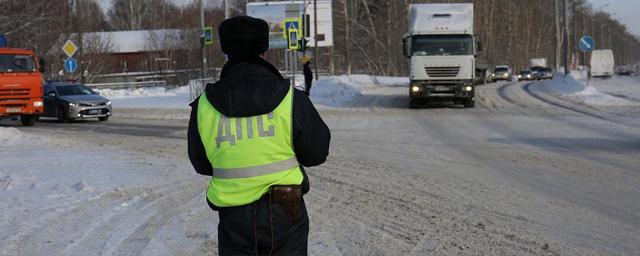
[96, 86, 189, 99]
[0, 127, 40, 146]
[309, 75, 408, 107]
[544, 72, 635, 106]
[96, 86, 192, 109]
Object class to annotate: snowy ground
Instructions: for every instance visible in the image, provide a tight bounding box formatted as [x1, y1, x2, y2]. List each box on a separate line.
[2, 74, 640, 255]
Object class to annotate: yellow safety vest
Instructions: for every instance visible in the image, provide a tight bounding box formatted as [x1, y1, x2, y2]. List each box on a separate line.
[197, 86, 303, 207]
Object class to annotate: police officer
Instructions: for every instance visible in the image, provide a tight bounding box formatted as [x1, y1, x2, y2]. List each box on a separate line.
[188, 16, 330, 255]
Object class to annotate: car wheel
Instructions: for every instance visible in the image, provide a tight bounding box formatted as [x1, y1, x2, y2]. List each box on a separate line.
[98, 116, 109, 122]
[58, 106, 70, 123]
[20, 115, 37, 126]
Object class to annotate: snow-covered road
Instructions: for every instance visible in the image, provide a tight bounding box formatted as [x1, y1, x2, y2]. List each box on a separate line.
[2, 76, 640, 255]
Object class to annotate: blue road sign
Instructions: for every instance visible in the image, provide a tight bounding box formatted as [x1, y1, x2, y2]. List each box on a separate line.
[0, 34, 7, 47]
[579, 36, 595, 52]
[204, 26, 213, 45]
[288, 29, 299, 50]
[64, 58, 78, 73]
[282, 18, 301, 38]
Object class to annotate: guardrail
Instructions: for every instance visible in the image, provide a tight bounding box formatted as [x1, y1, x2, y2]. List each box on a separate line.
[85, 80, 168, 89]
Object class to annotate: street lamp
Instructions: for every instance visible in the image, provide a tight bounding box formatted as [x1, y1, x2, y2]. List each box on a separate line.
[592, 4, 609, 49]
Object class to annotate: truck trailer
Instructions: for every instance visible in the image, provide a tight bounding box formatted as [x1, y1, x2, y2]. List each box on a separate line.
[0, 35, 44, 126]
[403, 3, 479, 108]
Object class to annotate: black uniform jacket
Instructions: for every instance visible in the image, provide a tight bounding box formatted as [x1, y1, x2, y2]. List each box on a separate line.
[187, 56, 331, 208]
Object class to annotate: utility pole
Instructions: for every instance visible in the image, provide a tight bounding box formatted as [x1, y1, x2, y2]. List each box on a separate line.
[200, 0, 207, 79]
[601, 24, 605, 49]
[343, 0, 351, 75]
[564, 0, 570, 75]
[554, 0, 561, 70]
[313, 0, 319, 80]
[224, 0, 230, 19]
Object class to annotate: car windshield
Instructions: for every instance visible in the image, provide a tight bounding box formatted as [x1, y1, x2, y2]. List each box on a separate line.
[0, 54, 36, 72]
[412, 35, 473, 56]
[520, 71, 531, 74]
[494, 67, 509, 72]
[56, 85, 96, 96]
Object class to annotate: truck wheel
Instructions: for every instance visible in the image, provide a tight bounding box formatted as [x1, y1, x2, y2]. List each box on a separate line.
[20, 115, 37, 126]
[463, 99, 475, 108]
[58, 106, 70, 123]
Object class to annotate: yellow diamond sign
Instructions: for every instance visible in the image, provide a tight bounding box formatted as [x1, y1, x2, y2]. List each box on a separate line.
[62, 39, 78, 57]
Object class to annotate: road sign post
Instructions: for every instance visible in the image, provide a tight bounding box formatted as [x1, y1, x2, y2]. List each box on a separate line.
[579, 36, 595, 87]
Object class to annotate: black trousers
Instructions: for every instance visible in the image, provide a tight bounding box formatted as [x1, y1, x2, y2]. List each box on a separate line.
[217, 195, 309, 256]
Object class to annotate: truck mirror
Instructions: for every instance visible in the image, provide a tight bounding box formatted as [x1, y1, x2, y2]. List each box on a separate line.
[39, 58, 46, 73]
[402, 37, 409, 58]
[476, 42, 483, 52]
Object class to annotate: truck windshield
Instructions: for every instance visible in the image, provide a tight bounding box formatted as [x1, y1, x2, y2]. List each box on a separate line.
[412, 35, 473, 56]
[0, 54, 36, 72]
[56, 85, 96, 96]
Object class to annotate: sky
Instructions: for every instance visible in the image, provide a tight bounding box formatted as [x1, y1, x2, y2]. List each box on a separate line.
[588, 0, 640, 37]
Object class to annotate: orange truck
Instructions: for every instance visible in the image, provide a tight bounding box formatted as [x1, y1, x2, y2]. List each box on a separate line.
[0, 36, 44, 126]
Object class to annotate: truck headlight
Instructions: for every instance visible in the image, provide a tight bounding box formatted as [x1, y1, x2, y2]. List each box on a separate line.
[411, 86, 421, 92]
[464, 86, 473, 92]
[33, 101, 43, 107]
[518, 75, 522, 79]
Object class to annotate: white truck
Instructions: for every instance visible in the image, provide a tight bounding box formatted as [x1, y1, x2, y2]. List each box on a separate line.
[590, 49, 615, 78]
[403, 3, 480, 108]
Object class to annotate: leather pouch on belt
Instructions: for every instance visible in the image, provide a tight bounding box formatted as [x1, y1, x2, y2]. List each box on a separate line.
[271, 185, 302, 223]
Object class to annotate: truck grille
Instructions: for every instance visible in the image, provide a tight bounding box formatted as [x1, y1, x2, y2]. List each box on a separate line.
[0, 88, 30, 97]
[425, 66, 460, 77]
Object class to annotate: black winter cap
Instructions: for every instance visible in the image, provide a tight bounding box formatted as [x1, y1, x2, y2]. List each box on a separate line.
[219, 16, 269, 57]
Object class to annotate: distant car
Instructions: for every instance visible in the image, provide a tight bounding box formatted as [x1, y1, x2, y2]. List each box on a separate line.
[42, 82, 112, 122]
[517, 70, 534, 81]
[535, 67, 554, 80]
[492, 65, 512, 81]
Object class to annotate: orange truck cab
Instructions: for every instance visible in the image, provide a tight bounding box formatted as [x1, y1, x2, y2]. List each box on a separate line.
[0, 36, 44, 126]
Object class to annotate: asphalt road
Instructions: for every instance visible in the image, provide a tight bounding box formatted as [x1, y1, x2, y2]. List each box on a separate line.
[5, 80, 640, 255]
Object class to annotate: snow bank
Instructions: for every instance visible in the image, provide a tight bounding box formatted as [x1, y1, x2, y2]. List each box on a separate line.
[0, 127, 41, 146]
[95, 75, 409, 109]
[96, 86, 191, 109]
[544, 72, 635, 106]
[309, 75, 408, 107]
[96, 86, 189, 99]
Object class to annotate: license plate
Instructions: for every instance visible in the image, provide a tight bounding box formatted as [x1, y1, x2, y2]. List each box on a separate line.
[88, 109, 100, 115]
[6, 108, 21, 113]
[434, 86, 450, 91]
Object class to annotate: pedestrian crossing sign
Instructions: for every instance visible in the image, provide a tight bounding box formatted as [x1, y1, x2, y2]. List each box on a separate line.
[282, 18, 302, 39]
[288, 29, 299, 50]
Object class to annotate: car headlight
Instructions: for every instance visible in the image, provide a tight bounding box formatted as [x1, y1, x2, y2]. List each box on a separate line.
[106, 101, 111, 105]
[518, 75, 522, 78]
[33, 101, 43, 107]
[69, 102, 78, 107]
[411, 86, 421, 92]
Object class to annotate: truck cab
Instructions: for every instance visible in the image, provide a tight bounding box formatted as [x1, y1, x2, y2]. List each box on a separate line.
[0, 39, 44, 126]
[403, 4, 479, 108]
